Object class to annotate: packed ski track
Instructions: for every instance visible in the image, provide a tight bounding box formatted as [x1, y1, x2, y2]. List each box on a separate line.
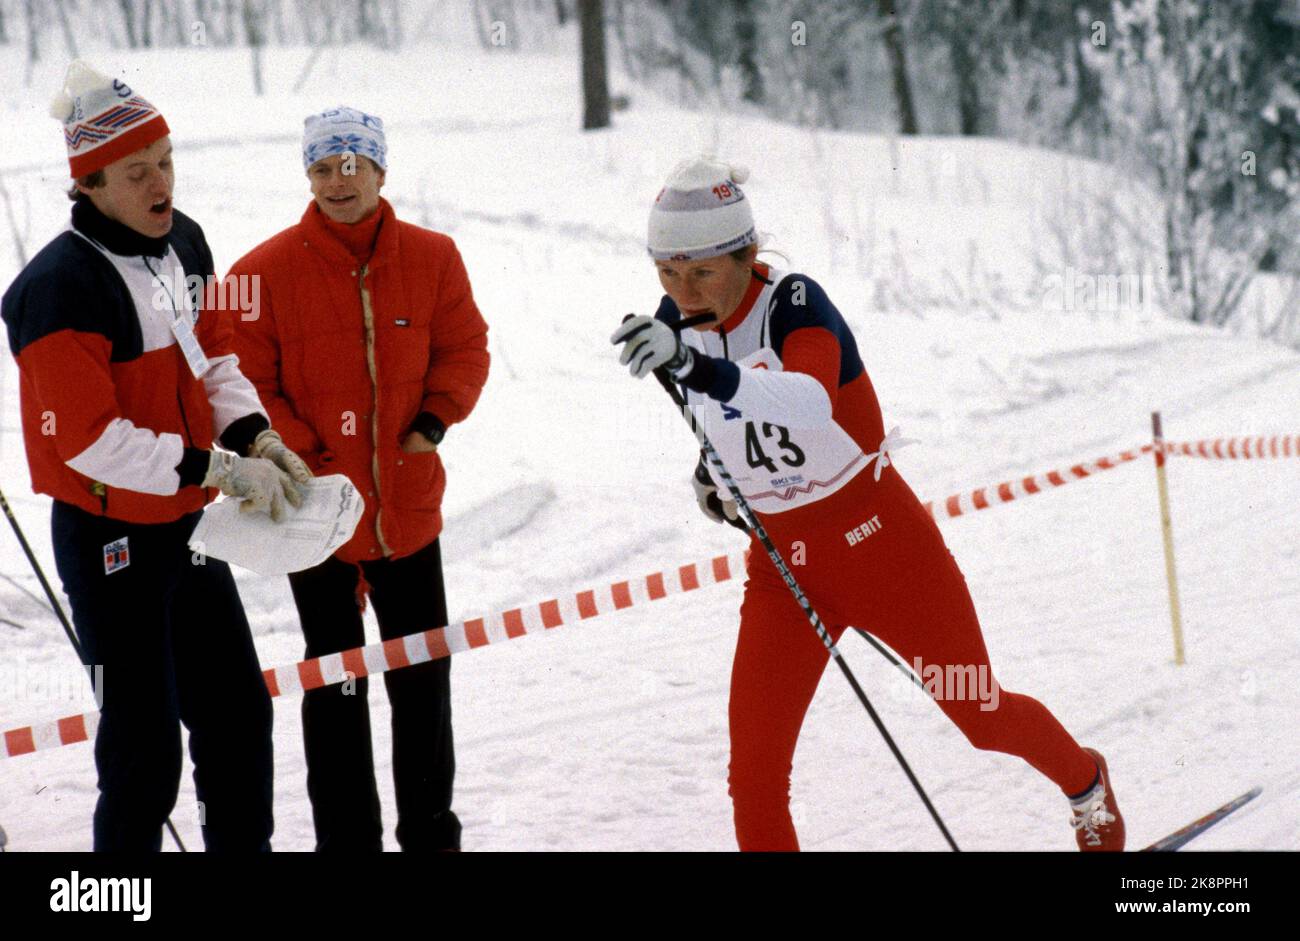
[0, 41, 1296, 851]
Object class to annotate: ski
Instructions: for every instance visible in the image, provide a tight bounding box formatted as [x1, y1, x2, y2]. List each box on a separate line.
[1141, 786, 1262, 852]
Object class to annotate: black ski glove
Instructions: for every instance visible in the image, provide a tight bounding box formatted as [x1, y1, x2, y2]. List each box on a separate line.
[692, 453, 748, 532]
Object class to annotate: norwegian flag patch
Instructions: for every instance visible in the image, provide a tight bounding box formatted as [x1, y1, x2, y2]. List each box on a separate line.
[103, 538, 130, 575]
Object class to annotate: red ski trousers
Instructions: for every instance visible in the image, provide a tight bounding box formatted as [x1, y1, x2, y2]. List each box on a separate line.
[728, 471, 1098, 851]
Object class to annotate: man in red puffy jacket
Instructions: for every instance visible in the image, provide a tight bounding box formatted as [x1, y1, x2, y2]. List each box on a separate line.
[225, 107, 490, 851]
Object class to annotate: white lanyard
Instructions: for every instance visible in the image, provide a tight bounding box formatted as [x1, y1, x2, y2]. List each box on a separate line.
[144, 255, 211, 379]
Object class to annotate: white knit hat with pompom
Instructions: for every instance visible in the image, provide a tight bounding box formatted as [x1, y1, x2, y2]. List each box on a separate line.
[647, 155, 756, 261]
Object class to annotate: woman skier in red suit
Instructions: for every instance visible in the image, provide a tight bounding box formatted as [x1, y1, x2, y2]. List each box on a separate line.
[611, 156, 1125, 852]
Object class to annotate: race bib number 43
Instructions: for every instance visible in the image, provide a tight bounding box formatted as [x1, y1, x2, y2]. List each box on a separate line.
[698, 349, 867, 514]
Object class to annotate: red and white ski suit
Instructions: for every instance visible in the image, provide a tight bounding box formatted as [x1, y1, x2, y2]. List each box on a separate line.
[660, 265, 1098, 851]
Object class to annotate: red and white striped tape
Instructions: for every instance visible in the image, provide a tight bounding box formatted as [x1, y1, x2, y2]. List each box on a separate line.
[1163, 435, 1300, 461]
[1, 551, 751, 760]
[922, 444, 1156, 520]
[263, 550, 746, 699]
[0, 713, 98, 761]
[7, 431, 1296, 760]
[919, 434, 1298, 521]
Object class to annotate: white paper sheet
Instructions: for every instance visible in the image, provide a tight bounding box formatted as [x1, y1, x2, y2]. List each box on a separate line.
[188, 474, 365, 576]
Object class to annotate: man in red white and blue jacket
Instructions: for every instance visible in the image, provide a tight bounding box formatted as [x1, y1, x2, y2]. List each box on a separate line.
[1, 62, 308, 851]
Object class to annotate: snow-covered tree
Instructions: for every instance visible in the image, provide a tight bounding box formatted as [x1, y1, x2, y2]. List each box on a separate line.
[1093, 0, 1299, 326]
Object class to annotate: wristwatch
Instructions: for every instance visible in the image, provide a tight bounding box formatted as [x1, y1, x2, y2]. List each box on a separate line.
[411, 411, 446, 446]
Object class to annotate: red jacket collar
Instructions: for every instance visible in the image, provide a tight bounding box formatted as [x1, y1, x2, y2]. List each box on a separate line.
[717, 262, 771, 336]
[299, 196, 398, 270]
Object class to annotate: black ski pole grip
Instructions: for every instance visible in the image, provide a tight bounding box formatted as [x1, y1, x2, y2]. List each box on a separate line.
[672, 313, 714, 332]
[617, 312, 713, 333]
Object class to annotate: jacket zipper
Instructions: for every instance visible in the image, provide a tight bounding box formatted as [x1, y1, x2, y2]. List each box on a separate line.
[176, 390, 194, 447]
[144, 252, 198, 477]
[359, 263, 392, 557]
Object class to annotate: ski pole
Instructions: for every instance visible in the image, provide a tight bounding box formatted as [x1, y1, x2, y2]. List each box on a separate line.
[0, 488, 81, 658]
[854, 628, 925, 690]
[0, 487, 188, 853]
[671, 400, 923, 687]
[637, 316, 959, 851]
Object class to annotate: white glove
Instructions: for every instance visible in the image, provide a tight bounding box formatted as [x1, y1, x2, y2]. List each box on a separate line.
[202, 450, 303, 523]
[250, 429, 313, 485]
[611, 315, 694, 380]
[693, 456, 744, 529]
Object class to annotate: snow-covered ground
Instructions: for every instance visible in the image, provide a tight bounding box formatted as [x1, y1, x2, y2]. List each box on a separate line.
[0, 36, 1296, 851]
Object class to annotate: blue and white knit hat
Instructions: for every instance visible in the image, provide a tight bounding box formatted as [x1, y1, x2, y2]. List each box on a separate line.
[302, 106, 387, 171]
[647, 156, 756, 261]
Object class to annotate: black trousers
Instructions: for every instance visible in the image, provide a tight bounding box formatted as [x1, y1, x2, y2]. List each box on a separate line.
[51, 501, 274, 852]
[288, 537, 460, 851]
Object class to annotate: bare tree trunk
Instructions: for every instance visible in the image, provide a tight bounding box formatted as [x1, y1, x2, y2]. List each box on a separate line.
[357, 0, 374, 43]
[731, 0, 763, 104]
[875, 0, 918, 134]
[23, 0, 39, 85]
[499, 0, 519, 50]
[0, 3, 9, 44]
[293, 45, 322, 90]
[52, 0, 79, 57]
[471, 0, 490, 48]
[579, 0, 610, 130]
[0, 173, 30, 269]
[168, 0, 187, 45]
[949, 33, 981, 135]
[292, 0, 316, 44]
[295, 0, 338, 87]
[387, 0, 402, 47]
[118, 0, 139, 48]
[1063, 33, 1104, 143]
[141, 0, 153, 46]
[555, 0, 568, 26]
[322, 0, 338, 45]
[243, 0, 265, 94]
[470, 0, 519, 50]
[610, 0, 637, 79]
[263, 0, 278, 42]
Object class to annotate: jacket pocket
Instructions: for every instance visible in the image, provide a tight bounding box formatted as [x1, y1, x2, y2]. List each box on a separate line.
[388, 449, 442, 510]
[307, 449, 337, 473]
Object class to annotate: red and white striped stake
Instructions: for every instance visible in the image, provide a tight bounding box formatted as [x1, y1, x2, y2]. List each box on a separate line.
[1152, 412, 1187, 665]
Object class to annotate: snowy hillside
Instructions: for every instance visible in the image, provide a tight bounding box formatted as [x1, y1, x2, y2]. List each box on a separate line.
[0, 36, 1296, 852]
